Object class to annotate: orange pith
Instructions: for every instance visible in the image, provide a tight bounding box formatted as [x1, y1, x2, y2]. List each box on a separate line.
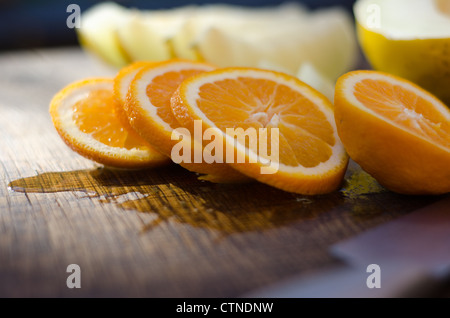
[353, 78, 450, 148]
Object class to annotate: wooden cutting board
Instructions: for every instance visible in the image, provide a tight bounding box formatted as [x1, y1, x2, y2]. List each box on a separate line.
[0, 47, 444, 297]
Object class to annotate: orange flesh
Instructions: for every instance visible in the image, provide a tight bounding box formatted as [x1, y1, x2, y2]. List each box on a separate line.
[354, 79, 450, 149]
[73, 89, 148, 150]
[196, 77, 335, 167]
[147, 69, 207, 130]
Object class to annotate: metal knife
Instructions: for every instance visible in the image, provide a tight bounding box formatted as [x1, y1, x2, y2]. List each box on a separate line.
[245, 195, 450, 298]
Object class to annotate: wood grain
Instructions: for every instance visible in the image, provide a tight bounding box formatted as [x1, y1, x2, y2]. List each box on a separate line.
[0, 47, 444, 297]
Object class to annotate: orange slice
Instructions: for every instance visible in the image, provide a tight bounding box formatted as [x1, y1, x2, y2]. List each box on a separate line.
[334, 70, 450, 195]
[126, 59, 250, 182]
[171, 67, 348, 195]
[113, 60, 158, 131]
[49, 78, 169, 169]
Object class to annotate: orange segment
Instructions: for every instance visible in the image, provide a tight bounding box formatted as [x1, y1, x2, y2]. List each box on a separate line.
[126, 59, 250, 182]
[171, 67, 348, 195]
[49, 78, 169, 169]
[334, 70, 450, 194]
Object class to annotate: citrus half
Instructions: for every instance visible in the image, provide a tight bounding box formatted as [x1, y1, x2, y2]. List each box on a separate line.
[334, 70, 450, 195]
[354, 0, 450, 105]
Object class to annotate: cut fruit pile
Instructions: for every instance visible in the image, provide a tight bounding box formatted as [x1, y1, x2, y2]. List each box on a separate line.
[49, 60, 450, 195]
[48, 2, 450, 197]
[77, 2, 358, 82]
[49, 59, 349, 195]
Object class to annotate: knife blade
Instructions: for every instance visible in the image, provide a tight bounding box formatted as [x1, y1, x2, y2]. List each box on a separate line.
[245, 195, 450, 298]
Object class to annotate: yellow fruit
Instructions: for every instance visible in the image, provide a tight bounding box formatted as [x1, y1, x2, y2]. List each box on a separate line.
[195, 5, 358, 81]
[49, 78, 169, 169]
[77, 2, 130, 68]
[170, 4, 247, 61]
[334, 70, 450, 195]
[171, 67, 348, 195]
[116, 7, 193, 62]
[354, 0, 450, 105]
[78, 2, 359, 81]
[171, 3, 308, 64]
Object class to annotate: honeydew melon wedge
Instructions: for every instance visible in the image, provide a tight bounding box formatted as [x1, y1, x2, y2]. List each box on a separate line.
[196, 7, 358, 81]
[78, 2, 359, 81]
[116, 6, 195, 62]
[170, 4, 254, 60]
[171, 3, 308, 61]
[77, 2, 130, 68]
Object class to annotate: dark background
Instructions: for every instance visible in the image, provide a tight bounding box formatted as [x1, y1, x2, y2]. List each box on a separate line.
[0, 0, 357, 51]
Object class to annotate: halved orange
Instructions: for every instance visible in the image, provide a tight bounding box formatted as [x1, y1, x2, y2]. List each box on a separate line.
[334, 70, 450, 195]
[49, 78, 169, 169]
[125, 59, 250, 182]
[170, 67, 348, 195]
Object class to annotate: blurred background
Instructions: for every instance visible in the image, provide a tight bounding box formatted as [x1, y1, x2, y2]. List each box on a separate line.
[0, 0, 357, 51]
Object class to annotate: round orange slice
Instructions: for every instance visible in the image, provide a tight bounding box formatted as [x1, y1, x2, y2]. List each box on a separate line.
[49, 78, 169, 169]
[125, 59, 250, 182]
[113, 60, 157, 130]
[170, 67, 349, 195]
[334, 70, 450, 195]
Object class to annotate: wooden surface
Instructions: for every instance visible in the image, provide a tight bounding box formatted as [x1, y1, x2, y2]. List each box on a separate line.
[0, 47, 446, 297]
